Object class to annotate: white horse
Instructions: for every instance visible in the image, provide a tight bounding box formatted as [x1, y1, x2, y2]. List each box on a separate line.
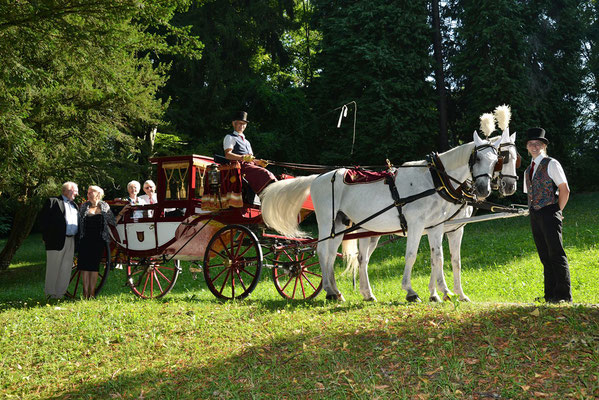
[350, 129, 519, 303]
[261, 131, 500, 302]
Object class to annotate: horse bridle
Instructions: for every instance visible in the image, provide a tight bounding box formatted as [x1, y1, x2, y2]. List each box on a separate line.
[495, 142, 521, 182]
[468, 143, 500, 181]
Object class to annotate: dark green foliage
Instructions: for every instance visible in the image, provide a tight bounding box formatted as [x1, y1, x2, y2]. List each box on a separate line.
[308, 0, 437, 165]
[446, 0, 531, 143]
[160, 0, 314, 162]
[0, 0, 201, 267]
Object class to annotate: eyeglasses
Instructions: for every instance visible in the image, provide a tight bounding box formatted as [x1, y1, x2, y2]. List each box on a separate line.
[144, 186, 155, 190]
[526, 141, 544, 148]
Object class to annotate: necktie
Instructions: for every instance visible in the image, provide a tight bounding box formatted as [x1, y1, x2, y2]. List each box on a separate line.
[528, 161, 535, 182]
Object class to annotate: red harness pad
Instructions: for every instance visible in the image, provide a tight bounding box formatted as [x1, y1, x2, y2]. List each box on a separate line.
[343, 168, 394, 185]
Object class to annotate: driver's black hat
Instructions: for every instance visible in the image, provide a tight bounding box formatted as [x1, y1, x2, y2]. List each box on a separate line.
[233, 111, 249, 123]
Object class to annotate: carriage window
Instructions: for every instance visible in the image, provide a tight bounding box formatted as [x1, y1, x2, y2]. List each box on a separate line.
[163, 162, 189, 200]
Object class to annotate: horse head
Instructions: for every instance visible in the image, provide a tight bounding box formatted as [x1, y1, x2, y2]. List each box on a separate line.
[493, 129, 520, 197]
[471, 130, 500, 199]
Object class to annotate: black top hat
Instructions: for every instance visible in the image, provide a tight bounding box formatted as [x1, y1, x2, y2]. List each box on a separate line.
[526, 127, 548, 144]
[233, 111, 249, 123]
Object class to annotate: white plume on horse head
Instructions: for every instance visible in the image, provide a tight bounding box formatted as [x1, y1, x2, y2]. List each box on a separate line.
[494, 104, 511, 132]
[479, 113, 495, 138]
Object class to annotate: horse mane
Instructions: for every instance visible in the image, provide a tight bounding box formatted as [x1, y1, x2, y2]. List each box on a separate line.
[437, 141, 475, 170]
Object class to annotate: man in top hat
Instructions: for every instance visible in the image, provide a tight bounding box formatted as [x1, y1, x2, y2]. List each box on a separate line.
[223, 111, 277, 195]
[524, 127, 572, 303]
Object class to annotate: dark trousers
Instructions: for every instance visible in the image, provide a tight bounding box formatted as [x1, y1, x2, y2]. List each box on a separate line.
[241, 162, 276, 194]
[530, 203, 572, 302]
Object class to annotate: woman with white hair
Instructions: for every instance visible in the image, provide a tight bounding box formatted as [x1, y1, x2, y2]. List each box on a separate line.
[124, 180, 146, 219]
[77, 185, 116, 299]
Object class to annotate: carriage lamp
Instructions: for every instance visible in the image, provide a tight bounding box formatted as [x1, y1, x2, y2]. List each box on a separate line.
[207, 163, 221, 194]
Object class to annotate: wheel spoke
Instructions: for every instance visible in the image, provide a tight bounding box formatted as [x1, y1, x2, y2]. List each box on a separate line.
[218, 236, 233, 258]
[207, 265, 228, 282]
[233, 231, 247, 258]
[237, 243, 255, 259]
[238, 263, 257, 279]
[154, 267, 172, 285]
[141, 271, 151, 297]
[292, 275, 299, 298]
[303, 269, 322, 278]
[208, 247, 228, 259]
[218, 268, 232, 295]
[302, 273, 319, 291]
[153, 270, 164, 294]
[235, 269, 248, 292]
[279, 274, 292, 292]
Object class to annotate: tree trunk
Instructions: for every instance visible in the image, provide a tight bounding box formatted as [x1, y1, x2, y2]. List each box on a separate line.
[431, 0, 449, 151]
[0, 201, 40, 270]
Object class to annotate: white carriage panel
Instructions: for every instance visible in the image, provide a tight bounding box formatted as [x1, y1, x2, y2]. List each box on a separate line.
[112, 222, 180, 252]
[156, 222, 181, 247]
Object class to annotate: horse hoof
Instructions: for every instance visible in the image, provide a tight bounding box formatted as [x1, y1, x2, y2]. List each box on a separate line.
[443, 294, 453, 302]
[460, 296, 471, 302]
[326, 293, 346, 302]
[364, 296, 377, 302]
[406, 294, 421, 303]
[429, 295, 442, 303]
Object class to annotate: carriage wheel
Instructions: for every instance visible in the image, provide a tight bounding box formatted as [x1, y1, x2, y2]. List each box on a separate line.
[127, 257, 180, 299]
[66, 242, 111, 299]
[272, 247, 323, 300]
[203, 224, 263, 300]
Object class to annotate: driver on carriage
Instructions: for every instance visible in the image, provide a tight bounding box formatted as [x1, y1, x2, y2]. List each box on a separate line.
[223, 111, 277, 196]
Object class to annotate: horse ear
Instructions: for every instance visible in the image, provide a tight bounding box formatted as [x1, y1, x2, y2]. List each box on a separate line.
[499, 128, 509, 144]
[473, 130, 484, 146]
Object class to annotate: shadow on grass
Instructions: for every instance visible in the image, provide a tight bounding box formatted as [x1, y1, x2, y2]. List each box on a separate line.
[51, 304, 599, 400]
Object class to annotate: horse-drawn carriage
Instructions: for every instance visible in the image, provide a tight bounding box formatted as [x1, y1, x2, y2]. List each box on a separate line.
[67, 107, 528, 302]
[67, 154, 324, 300]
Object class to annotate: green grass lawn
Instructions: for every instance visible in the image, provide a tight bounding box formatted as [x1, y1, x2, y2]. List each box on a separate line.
[1, 192, 598, 399]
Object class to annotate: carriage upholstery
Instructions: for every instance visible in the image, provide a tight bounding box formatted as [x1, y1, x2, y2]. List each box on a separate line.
[343, 168, 395, 185]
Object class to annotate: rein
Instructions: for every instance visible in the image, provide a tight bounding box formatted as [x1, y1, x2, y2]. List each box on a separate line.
[318, 144, 509, 243]
[268, 161, 389, 172]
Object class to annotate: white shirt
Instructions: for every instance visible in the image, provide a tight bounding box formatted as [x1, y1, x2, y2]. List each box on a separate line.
[523, 154, 568, 193]
[139, 194, 157, 217]
[62, 195, 78, 236]
[127, 196, 146, 219]
[139, 194, 157, 204]
[223, 131, 253, 154]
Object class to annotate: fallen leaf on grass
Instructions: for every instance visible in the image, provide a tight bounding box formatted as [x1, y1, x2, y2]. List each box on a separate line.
[521, 385, 530, 391]
[530, 308, 540, 316]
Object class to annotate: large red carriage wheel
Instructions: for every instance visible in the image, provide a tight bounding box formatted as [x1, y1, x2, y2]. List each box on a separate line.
[203, 224, 263, 300]
[127, 256, 180, 299]
[272, 248, 323, 300]
[66, 242, 111, 298]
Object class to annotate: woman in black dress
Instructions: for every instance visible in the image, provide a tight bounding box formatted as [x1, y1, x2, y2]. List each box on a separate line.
[78, 185, 116, 298]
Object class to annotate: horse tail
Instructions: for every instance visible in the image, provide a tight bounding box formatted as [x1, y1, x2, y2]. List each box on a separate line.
[260, 175, 318, 237]
[341, 238, 359, 278]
